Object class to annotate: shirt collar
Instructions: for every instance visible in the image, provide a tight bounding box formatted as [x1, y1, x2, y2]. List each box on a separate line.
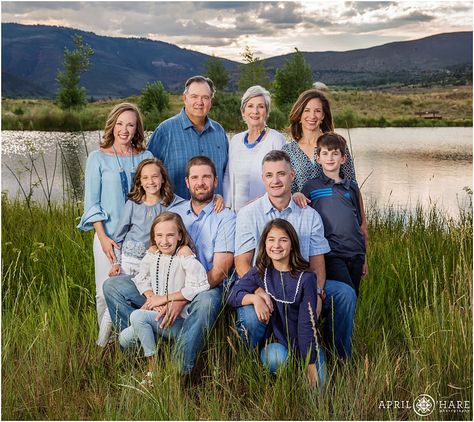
[262, 193, 297, 215]
[184, 198, 215, 217]
[179, 108, 214, 132]
[321, 172, 351, 189]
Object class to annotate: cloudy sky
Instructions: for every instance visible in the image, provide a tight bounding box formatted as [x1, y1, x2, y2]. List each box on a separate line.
[2, 1, 472, 61]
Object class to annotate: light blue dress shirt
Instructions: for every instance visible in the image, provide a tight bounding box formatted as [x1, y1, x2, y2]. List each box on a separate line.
[112, 194, 186, 263]
[77, 149, 153, 236]
[235, 193, 330, 263]
[147, 108, 229, 200]
[172, 198, 236, 272]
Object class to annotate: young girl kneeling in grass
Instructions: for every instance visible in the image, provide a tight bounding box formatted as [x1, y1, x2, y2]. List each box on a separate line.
[119, 212, 209, 375]
[228, 218, 326, 387]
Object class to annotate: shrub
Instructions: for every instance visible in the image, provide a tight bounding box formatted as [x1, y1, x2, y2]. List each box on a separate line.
[139, 81, 170, 115]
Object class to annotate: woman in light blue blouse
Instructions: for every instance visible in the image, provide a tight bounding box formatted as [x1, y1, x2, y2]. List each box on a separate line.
[78, 103, 152, 347]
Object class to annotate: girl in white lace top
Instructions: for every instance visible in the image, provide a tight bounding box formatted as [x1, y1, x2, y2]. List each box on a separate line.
[119, 212, 209, 372]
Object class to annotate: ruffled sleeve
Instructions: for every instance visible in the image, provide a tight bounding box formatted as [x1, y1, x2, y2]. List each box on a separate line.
[77, 151, 108, 231]
[132, 251, 154, 295]
[111, 200, 134, 264]
[180, 255, 210, 301]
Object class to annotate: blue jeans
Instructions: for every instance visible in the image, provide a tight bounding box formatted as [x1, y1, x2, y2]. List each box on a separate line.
[235, 279, 356, 359]
[103, 275, 224, 374]
[260, 342, 327, 386]
[119, 310, 185, 357]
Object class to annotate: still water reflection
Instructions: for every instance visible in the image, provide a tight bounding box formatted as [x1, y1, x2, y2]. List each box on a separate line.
[2, 127, 472, 217]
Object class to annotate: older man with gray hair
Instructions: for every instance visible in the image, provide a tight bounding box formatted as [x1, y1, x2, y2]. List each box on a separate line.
[147, 75, 228, 200]
[223, 85, 286, 212]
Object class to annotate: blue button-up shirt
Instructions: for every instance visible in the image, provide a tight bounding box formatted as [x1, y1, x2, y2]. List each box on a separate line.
[173, 199, 236, 272]
[235, 193, 330, 263]
[147, 108, 228, 199]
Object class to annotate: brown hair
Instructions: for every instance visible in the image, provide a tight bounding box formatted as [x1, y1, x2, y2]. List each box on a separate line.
[128, 158, 174, 205]
[255, 219, 309, 277]
[100, 102, 146, 152]
[185, 155, 217, 178]
[149, 212, 195, 254]
[316, 132, 348, 156]
[289, 89, 334, 141]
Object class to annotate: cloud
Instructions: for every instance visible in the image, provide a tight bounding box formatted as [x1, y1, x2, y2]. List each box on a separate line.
[1, 1, 472, 61]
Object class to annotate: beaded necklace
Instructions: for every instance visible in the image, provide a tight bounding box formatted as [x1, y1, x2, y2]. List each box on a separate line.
[263, 267, 303, 304]
[243, 127, 267, 149]
[154, 252, 175, 296]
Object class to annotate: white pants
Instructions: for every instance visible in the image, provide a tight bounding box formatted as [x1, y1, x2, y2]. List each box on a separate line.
[93, 234, 113, 347]
[121, 254, 142, 277]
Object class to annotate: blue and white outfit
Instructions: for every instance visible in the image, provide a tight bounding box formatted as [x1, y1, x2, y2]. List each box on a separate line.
[223, 128, 286, 212]
[119, 251, 210, 358]
[112, 195, 185, 276]
[103, 197, 236, 374]
[77, 149, 153, 346]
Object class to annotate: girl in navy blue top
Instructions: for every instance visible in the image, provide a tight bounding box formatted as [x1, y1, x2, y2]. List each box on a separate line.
[228, 219, 326, 387]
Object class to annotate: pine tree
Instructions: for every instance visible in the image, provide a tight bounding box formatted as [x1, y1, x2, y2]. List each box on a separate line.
[56, 35, 94, 110]
[237, 46, 268, 92]
[273, 48, 313, 112]
[204, 56, 229, 91]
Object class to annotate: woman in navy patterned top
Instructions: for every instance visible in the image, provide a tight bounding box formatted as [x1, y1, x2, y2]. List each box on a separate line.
[228, 219, 326, 388]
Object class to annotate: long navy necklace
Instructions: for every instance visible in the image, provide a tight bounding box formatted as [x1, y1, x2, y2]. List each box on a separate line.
[154, 253, 175, 296]
[243, 128, 266, 149]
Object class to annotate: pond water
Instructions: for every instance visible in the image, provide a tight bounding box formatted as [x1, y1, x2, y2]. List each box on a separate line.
[1, 127, 472, 217]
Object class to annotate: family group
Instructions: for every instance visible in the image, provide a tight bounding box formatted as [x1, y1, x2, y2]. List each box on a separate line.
[77, 75, 368, 387]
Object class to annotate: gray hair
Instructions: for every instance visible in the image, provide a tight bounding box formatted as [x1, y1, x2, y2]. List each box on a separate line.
[262, 149, 292, 167]
[183, 75, 216, 98]
[241, 85, 272, 117]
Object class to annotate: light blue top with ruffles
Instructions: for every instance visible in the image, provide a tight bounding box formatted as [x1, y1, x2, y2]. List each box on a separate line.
[77, 149, 153, 236]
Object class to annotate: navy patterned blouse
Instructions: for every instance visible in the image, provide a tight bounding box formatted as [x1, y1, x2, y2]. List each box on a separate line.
[282, 140, 357, 193]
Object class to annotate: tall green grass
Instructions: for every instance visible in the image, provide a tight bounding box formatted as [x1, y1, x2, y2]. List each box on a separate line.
[2, 196, 472, 420]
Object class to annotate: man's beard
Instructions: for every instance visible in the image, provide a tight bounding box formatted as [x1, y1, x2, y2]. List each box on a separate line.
[191, 189, 214, 204]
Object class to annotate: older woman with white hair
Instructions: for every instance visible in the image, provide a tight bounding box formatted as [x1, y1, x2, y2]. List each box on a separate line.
[223, 85, 286, 212]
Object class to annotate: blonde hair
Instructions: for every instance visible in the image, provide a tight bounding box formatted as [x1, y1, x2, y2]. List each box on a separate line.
[100, 102, 146, 152]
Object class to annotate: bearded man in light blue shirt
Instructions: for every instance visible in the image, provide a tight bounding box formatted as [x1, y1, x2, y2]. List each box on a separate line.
[233, 150, 357, 359]
[104, 156, 235, 377]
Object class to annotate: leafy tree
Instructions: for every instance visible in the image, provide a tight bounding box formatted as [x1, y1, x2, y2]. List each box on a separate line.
[273, 48, 313, 111]
[139, 80, 170, 114]
[237, 46, 268, 92]
[56, 35, 93, 110]
[204, 56, 229, 91]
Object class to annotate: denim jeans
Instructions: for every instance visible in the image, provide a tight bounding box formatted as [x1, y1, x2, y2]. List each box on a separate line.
[103, 275, 223, 374]
[260, 342, 327, 386]
[235, 279, 356, 359]
[119, 310, 185, 357]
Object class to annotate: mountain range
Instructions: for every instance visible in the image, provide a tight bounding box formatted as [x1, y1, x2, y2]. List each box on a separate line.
[2, 23, 472, 98]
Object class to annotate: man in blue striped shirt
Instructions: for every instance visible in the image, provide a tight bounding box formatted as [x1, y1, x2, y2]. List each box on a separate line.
[147, 75, 228, 199]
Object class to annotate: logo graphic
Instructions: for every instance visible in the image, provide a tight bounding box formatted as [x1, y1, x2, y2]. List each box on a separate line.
[413, 394, 436, 417]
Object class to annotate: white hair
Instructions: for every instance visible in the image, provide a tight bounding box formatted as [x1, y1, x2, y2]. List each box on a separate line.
[240, 85, 272, 117]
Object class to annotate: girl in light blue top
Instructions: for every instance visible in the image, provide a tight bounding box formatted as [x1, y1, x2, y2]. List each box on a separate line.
[108, 157, 186, 278]
[77, 103, 152, 346]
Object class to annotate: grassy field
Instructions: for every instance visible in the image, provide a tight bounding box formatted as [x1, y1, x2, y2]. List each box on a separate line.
[1, 195, 472, 420]
[2, 85, 472, 131]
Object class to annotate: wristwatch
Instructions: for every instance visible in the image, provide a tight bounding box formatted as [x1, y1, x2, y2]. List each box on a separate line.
[317, 287, 326, 301]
